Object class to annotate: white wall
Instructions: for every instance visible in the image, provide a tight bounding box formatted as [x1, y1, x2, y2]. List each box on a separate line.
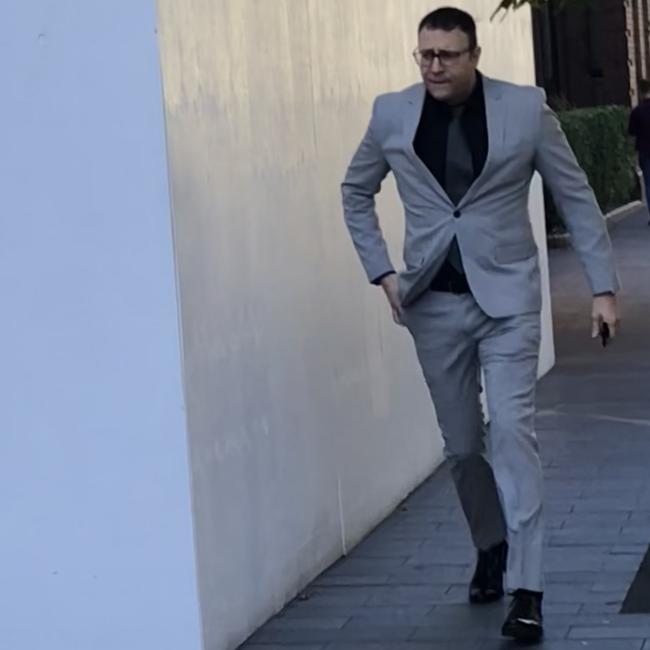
[156, 2, 553, 650]
[0, 3, 201, 650]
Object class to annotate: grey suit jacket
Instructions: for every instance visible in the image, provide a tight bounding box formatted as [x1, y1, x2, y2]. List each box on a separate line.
[341, 75, 620, 317]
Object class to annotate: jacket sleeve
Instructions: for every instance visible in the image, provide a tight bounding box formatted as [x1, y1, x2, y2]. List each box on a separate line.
[341, 98, 394, 284]
[533, 90, 620, 295]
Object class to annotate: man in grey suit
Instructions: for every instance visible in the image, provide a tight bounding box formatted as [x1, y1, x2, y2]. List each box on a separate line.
[342, 6, 620, 642]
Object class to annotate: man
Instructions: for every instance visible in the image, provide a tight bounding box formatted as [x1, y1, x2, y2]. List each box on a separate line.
[342, 7, 619, 643]
[629, 78, 650, 223]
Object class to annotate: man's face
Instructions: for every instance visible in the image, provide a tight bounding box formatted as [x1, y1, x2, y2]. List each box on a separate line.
[416, 27, 481, 104]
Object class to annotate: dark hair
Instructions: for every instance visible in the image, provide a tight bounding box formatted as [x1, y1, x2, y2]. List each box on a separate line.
[639, 79, 650, 95]
[418, 7, 478, 51]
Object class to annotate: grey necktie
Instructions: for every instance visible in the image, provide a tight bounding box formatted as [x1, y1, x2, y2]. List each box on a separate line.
[444, 109, 474, 274]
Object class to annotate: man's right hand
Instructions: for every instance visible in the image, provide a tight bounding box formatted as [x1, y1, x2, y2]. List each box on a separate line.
[380, 273, 404, 325]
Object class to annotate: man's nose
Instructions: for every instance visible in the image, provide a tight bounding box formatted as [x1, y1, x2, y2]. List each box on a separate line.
[430, 56, 444, 74]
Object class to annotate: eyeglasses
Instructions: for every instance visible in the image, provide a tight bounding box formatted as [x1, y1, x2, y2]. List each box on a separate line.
[412, 47, 473, 68]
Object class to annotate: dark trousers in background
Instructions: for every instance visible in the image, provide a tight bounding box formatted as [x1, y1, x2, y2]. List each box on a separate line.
[639, 154, 650, 212]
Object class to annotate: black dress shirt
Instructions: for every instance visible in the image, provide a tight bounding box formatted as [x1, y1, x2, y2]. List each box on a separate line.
[413, 72, 488, 187]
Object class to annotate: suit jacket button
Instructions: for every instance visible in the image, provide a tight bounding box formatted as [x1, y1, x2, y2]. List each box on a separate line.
[453, 209, 461, 218]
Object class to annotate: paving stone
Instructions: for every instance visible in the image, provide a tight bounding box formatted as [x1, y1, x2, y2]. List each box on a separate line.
[283, 587, 373, 607]
[541, 614, 650, 630]
[546, 584, 610, 600]
[350, 540, 424, 559]
[547, 571, 633, 585]
[569, 625, 650, 639]
[243, 646, 325, 650]
[327, 558, 408, 576]
[548, 530, 628, 546]
[263, 617, 350, 631]
[386, 565, 473, 585]
[405, 547, 474, 566]
[363, 584, 454, 606]
[604, 555, 647, 572]
[580, 603, 626, 615]
[280, 605, 432, 620]
[572, 499, 639, 513]
[543, 603, 583, 615]
[312, 575, 390, 587]
[612, 545, 650, 556]
[343, 611, 431, 626]
[408, 626, 505, 642]
[248, 625, 416, 645]
[480, 642, 643, 650]
[326, 640, 480, 650]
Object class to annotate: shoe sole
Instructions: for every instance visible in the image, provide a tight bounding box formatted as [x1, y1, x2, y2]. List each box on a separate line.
[501, 619, 544, 643]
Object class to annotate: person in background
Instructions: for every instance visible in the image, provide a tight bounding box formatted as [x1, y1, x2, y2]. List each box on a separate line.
[342, 6, 620, 642]
[629, 78, 650, 224]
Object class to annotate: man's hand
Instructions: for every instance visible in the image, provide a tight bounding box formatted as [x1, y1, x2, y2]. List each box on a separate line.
[591, 293, 619, 341]
[381, 273, 404, 325]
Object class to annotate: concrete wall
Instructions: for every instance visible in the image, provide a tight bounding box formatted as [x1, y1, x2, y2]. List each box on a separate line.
[0, 3, 201, 649]
[156, 2, 553, 649]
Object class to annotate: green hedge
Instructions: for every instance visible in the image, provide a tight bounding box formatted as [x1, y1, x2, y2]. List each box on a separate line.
[545, 105, 639, 234]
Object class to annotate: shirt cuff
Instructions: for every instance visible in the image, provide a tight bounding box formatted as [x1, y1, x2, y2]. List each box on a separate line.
[371, 271, 396, 286]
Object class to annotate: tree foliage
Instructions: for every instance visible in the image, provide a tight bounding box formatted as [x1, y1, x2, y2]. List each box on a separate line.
[492, 0, 591, 19]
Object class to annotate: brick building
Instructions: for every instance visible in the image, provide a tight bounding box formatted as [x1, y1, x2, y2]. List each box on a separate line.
[532, 0, 650, 109]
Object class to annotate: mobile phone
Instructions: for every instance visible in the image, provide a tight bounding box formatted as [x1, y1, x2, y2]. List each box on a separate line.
[599, 322, 610, 347]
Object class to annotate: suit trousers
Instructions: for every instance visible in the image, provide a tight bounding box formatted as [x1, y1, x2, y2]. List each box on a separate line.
[403, 289, 544, 592]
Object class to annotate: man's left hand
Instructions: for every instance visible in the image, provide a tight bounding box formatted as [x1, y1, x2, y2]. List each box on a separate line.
[591, 293, 620, 340]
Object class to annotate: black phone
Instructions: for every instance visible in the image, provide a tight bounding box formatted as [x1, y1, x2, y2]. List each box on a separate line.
[599, 322, 610, 347]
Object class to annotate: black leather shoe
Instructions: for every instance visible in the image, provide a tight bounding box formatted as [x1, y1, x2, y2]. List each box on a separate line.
[468, 540, 507, 604]
[501, 589, 544, 642]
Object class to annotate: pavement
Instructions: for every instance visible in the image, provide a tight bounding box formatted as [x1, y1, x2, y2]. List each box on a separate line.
[240, 209, 650, 650]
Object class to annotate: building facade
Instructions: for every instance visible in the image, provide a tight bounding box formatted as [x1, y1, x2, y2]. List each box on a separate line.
[533, 0, 650, 109]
